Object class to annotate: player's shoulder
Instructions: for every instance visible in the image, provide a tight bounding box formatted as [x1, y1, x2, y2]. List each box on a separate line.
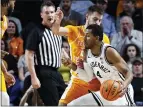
[105, 45, 121, 62]
[104, 44, 114, 54]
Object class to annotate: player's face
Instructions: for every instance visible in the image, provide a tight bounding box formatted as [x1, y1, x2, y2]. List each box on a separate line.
[133, 62, 143, 75]
[41, 6, 56, 26]
[7, 21, 16, 35]
[86, 12, 103, 26]
[127, 46, 136, 58]
[84, 29, 97, 49]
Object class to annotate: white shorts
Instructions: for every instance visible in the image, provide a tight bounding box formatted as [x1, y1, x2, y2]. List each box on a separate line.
[68, 84, 135, 106]
[0, 91, 10, 106]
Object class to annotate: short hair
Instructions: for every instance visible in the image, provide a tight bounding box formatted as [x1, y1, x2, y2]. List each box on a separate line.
[87, 5, 104, 15]
[40, 1, 55, 12]
[120, 16, 134, 27]
[86, 24, 103, 41]
[1, 0, 9, 6]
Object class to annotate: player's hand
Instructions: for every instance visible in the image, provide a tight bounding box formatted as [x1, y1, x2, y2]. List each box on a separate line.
[62, 57, 77, 70]
[62, 57, 71, 66]
[4, 72, 15, 87]
[77, 59, 84, 69]
[118, 81, 128, 97]
[31, 76, 41, 89]
[55, 7, 63, 24]
[69, 62, 77, 71]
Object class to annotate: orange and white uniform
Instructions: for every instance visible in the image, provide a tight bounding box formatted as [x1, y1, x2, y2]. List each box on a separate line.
[59, 25, 110, 104]
[0, 15, 8, 92]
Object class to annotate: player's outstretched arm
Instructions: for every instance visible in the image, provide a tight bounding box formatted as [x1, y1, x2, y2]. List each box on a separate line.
[106, 47, 133, 97]
[51, 7, 68, 36]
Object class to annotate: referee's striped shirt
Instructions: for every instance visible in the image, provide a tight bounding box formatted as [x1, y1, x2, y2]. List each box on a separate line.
[26, 24, 62, 68]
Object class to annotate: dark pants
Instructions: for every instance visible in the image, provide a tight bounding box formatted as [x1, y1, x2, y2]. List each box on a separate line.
[35, 65, 66, 106]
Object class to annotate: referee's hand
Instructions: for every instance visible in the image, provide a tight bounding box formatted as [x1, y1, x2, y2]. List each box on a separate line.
[31, 77, 41, 89]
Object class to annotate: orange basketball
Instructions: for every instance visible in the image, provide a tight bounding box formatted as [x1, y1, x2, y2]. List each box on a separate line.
[100, 80, 121, 101]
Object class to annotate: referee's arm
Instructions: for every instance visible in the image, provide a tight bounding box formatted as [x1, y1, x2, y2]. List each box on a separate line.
[25, 50, 41, 89]
[25, 28, 41, 89]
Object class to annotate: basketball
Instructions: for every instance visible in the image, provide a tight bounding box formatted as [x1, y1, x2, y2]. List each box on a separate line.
[100, 80, 121, 101]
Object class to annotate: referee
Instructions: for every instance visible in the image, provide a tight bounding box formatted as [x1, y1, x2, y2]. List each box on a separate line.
[25, 1, 66, 106]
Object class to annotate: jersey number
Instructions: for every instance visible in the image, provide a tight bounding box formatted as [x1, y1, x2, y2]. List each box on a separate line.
[97, 71, 102, 78]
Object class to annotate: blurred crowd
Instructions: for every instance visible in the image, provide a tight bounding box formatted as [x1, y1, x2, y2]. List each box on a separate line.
[1, 0, 143, 106]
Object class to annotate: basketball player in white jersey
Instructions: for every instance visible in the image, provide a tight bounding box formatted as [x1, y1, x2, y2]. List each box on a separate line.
[68, 24, 135, 106]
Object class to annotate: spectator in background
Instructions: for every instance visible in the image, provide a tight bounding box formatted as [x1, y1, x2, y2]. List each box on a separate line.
[131, 57, 143, 106]
[116, 0, 143, 32]
[4, 20, 23, 59]
[58, 38, 71, 84]
[17, 52, 30, 87]
[116, 0, 143, 17]
[60, 0, 84, 26]
[96, 0, 116, 40]
[71, 0, 94, 20]
[111, 16, 143, 56]
[8, 17, 22, 34]
[1, 39, 22, 106]
[1, 39, 18, 77]
[122, 44, 141, 71]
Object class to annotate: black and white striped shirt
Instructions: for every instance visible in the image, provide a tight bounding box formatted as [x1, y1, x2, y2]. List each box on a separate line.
[26, 24, 62, 68]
